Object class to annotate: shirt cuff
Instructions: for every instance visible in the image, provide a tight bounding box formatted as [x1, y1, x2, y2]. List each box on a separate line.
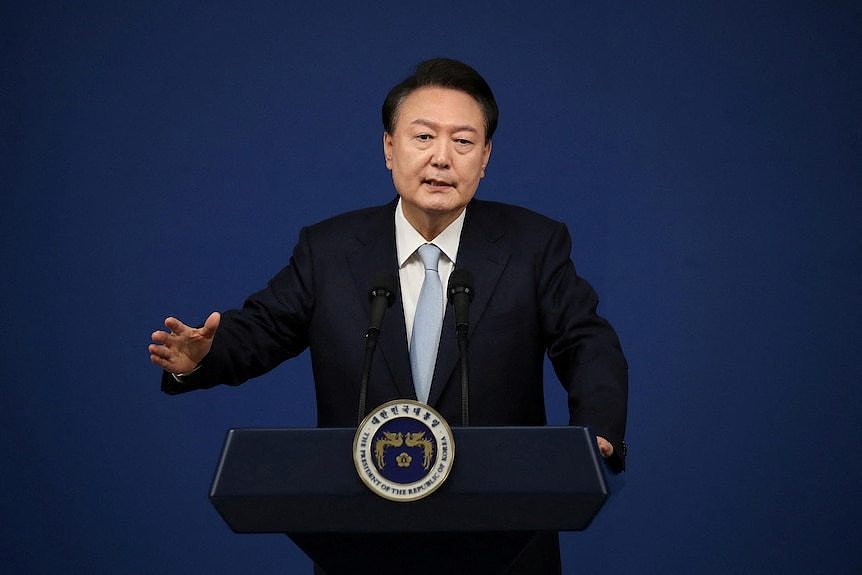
[171, 363, 202, 382]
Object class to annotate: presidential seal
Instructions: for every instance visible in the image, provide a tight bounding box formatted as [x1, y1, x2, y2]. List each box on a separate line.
[353, 400, 455, 502]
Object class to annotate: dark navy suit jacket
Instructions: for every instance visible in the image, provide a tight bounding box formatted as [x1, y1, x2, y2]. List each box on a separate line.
[163, 196, 628, 469]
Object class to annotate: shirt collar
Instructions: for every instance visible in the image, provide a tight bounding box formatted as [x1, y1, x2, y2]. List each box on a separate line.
[395, 197, 465, 267]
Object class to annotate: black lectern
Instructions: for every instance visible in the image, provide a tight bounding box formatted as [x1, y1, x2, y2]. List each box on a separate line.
[210, 426, 612, 573]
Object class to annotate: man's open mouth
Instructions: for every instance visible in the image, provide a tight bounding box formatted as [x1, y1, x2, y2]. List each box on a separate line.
[424, 179, 453, 188]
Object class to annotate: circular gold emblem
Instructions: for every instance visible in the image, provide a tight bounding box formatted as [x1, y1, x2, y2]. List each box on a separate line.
[353, 400, 455, 502]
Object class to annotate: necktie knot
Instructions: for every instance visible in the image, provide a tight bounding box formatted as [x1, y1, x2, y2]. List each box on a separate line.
[418, 243, 441, 272]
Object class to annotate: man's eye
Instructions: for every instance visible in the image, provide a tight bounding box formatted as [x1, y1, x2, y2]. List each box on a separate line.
[416, 134, 432, 141]
[455, 139, 473, 145]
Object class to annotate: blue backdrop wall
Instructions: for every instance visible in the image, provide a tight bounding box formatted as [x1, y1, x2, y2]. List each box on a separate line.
[3, 2, 860, 573]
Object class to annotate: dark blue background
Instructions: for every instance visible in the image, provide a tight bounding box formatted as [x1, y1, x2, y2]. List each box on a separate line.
[3, 2, 860, 573]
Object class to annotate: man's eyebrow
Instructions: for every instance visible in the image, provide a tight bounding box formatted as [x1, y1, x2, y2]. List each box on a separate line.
[410, 118, 479, 133]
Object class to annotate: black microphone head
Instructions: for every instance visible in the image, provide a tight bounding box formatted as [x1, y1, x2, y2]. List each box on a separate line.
[448, 268, 474, 301]
[369, 271, 396, 306]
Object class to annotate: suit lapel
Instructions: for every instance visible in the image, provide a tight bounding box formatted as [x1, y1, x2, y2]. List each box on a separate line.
[344, 199, 510, 407]
[345, 198, 416, 400]
[427, 200, 509, 407]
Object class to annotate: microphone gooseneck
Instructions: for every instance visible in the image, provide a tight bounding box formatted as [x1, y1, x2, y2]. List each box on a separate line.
[357, 272, 396, 424]
[448, 269, 474, 426]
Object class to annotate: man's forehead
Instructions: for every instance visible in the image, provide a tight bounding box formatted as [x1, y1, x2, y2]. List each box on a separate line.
[395, 87, 486, 133]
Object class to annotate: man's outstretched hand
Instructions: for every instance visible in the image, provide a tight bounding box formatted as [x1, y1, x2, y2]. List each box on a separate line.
[149, 312, 220, 375]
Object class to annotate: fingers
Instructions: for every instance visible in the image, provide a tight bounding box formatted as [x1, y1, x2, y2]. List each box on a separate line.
[148, 342, 170, 360]
[200, 311, 221, 338]
[148, 333, 183, 364]
[150, 327, 171, 344]
[163, 316, 189, 334]
[148, 343, 179, 370]
[160, 313, 219, 338]
[148, 339, 193, 373]
[148, 312, 220, 374]
[596, 436, 614, 458]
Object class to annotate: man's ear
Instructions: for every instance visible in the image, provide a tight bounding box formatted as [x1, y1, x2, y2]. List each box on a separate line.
[383, 132, 393, 170]
[481, 140, 492, 178]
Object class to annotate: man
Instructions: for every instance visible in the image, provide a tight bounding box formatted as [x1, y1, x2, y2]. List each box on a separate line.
[149, 58, 627, 574]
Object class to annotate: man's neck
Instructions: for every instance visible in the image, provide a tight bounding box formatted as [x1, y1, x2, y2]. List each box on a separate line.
[401, 205, 466, 241]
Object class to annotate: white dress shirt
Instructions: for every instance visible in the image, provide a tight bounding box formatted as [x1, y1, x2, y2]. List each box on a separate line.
[394, 197, 465, 348]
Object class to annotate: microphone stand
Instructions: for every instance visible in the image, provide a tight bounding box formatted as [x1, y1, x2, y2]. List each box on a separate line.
[357, 275, 395, 425]
[357, 329, 379, 425]
[456, 322, 470, 426]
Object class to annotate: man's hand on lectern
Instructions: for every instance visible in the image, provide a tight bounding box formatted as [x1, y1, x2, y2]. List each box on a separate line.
[596, 436, 613, 458]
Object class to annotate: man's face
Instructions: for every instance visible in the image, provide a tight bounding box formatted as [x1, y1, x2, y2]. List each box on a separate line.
[384, 87, 492, 235]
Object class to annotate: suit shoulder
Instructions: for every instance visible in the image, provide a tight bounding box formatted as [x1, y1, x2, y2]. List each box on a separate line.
[303, 199, 396, 239]
[469, 199, 566, 234]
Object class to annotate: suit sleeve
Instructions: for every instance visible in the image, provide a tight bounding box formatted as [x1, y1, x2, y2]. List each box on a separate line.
[539, 221, 628, 472]
[161, 226, 316, 394]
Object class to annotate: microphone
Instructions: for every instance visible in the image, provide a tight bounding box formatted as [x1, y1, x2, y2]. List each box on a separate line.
[366, 273, 396, 337]
[357, 272, 396, 424]
[447, 269, 474, 426]
[448, 269, 474, 334]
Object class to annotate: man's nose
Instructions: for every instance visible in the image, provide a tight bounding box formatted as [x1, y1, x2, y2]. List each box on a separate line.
[430, 141, 451, 168]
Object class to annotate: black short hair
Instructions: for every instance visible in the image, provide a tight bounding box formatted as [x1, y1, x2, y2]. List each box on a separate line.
[382, 58, 498, 142]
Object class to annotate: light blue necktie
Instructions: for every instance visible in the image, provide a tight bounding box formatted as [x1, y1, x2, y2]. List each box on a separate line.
[411, 244, 443, 404]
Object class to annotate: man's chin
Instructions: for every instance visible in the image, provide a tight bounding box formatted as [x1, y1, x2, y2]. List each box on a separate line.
[399, 190, 473, 219]
[418, 201, 465, 217]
